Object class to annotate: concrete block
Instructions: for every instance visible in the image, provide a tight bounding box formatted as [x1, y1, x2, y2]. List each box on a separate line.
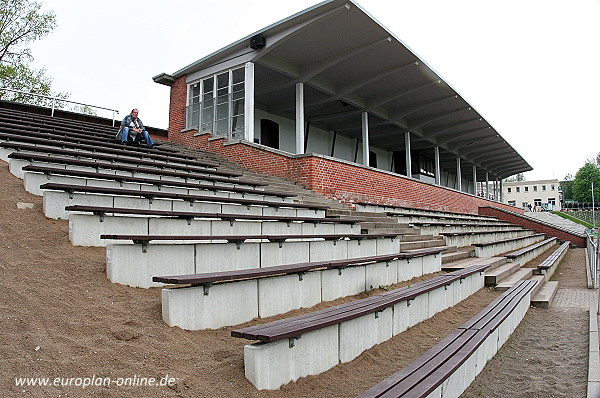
[106, 243, 195, 288]
[161, 280, 259, 330]
[295, 208, 325, 218]
[308, 240, 348, 262]
[321, 265, 366, 302]
[257, 272, 322, 318]
[333, 223, 356, 235]
[348, 239, 377, 258]
[171, 199, 221, 213]
[69, 214, 148, 246]
[9, 158, 30, 179]
[397, 258, 419, 282]
[243, 324, 339, 390]
[301, 222, 335, 235]
[339, 307, 393, 363]
[221, 203, 263, 215]
[112, 196, 152, 210]
[441, 354, 468, 398]
[365, 260, 398, 291]
[261, 206, 297, 217]
[87, 179, 140, 191]
[428, 286, 447, 317]
[260, 221, 303, 235]
[260, 241, 310, 268]
[148, 217, 212, 236]
[211, 219, 262, 236]
[43, 191, 113, 220]
[392, 298, 410, 336]
[422, 253, 442, 275]
[139, 184, 188, 195]
[195, 242, 260, 273]
[23, 172, 79, 196]
[376, 236, 399, 255]
[407, 291, 429, 327]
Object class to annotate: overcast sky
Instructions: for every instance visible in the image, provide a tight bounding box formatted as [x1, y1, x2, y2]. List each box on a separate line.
[28, 0, 600, 181]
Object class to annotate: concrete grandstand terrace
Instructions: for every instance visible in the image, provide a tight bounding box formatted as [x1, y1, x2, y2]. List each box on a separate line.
[2, 107, 596, 396]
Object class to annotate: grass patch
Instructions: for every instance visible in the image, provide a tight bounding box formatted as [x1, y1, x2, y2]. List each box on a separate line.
[551, 211, 594, 228]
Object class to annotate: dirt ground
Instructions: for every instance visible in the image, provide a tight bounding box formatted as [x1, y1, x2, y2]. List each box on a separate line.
[0, 160, 590, 398]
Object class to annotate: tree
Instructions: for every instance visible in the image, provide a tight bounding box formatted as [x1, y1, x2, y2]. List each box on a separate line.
[572, 162, 600, 203]
[503, 173, 525, 182]
[0, 0, 68, 106]
[561, 173, 574, 202]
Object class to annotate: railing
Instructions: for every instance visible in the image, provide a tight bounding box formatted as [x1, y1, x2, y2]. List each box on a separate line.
[586, 230, 600, 313]
[0, 88, 119, 126]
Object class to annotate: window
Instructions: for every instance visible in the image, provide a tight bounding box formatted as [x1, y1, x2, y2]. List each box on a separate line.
[186, 66, 245, 139]
[522, 202, 529, 208]
[534, 199, 542, 206]
[551, 185, 555, 191]
[533, 186, 537, 192]
[507, 187, 512, 193]
[548, 198, 556, 205]
[525, 186, 529, 192]
[369, 151, 378, 168]
[516, 187, 520, 193]
[508, 200, 516, 206]
[542, 185, 546, 191]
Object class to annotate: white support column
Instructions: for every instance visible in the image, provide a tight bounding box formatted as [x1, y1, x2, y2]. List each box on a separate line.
[244, 62, 255, 143]
[434, 146, 441, 185]
[486, 172, 490, 199]
[295, 82, 305, 154]
[456, 158, 462, 191]
[472, 165, 477, 195]
[495, 178, 500, 201]
[405, 131, 412, 178]
[361, 112, 369, 166]
[499, 179, 503, 202]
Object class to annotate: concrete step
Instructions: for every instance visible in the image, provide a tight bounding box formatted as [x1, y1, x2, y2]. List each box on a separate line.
[442, 256, 506, 272]
[441, 250, 471, 265]
[399, 239, 446, 251]
[495, 268, 535, 290]
[397, 234, 438, 242]
[484, 261, 522, 287]
[531, 280, 560, 309]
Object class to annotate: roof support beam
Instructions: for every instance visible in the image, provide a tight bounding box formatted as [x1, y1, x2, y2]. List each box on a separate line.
[366, 80, 441, 112]
[408, 106, 472, 130]
[425, 118, 482, 140]
[390, 95, 457, 121]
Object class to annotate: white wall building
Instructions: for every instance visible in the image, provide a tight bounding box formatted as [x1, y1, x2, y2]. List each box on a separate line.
[503, 179, 561, 211]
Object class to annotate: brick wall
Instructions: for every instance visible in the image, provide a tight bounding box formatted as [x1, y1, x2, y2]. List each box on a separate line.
[168, 75, 187, 135]
[171, 133, 523, 216]
[478, 206, 586, 247]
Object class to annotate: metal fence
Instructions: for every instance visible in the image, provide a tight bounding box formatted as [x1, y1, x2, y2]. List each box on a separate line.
[586, 230, 600, 313]
[0, 88, 119, 126]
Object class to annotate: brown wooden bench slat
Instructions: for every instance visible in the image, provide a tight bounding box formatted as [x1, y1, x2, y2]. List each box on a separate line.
[538, 241, 570, 270]
[63, 205, 360, 224]
[152, 248, 446, 285]
[22, 165, 296, 198]
[472, 233, 545, 247]
[504, 237, 557, 258]
[232, 264, 489, 343]
[0, 134, 219, 168]
[4, 144, 239, 177]
[358, 279, 537, 398]
[100, 233, 399, 243]
[9, 152, 268, 186]
[39, 183, 318, 210]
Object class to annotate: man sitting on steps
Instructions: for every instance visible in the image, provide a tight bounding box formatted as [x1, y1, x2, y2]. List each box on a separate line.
[116, 108, 155, 148]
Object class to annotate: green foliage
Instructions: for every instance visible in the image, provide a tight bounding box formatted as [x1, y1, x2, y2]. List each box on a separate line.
[572, 161, 600, 203]
[504, 173, 525, 182]
[0, 0, 68, 105]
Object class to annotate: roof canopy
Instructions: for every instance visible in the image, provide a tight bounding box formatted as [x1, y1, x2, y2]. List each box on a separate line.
[154, 0, 532, 180]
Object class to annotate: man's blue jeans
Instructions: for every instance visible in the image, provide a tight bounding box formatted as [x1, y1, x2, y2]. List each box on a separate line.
[121, 127, 154, 148]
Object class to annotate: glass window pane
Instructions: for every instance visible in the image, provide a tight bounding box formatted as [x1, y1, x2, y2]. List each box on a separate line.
[215, 119, 228, 135]
[216, 103, 228, 119]
[231, 115, 244, 132]
[203, 77, 214, 93]
[232, 67, 244, 84]
[217, 72, 228, 89]
[202, 106, 214, 123]
[216, 94, 228, 105]
[232, 90, 244, 101]
[201, 122, 213, 133]
[231, 99, 244, 116]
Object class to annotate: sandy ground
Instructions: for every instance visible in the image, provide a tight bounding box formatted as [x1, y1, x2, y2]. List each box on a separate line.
[0, 160, 590, 397]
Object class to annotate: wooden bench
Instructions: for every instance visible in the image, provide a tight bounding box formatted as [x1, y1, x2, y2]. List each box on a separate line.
[230, 263, 491, 390]
[472, 233, 545, 257]
[102, 233, 402, 288]
[9, 152, 266, 187]
[4, 143, 238, 177]
[534, 240, 569, 280]
[64, 205, 363, 247]
[21, 164, 295, 199]
[0, 134, 218, 167]
[357, 279, 538, 398]
[504, 237, 557, 267]
[152, 248, 446, 329]
[440, 229, 531, 247]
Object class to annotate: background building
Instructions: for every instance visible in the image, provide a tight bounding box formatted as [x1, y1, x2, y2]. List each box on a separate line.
[503, 179, 561, 211]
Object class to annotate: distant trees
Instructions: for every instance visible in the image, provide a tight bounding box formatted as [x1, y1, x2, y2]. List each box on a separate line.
[572, 160, 600, 203]
[0, 0, 68, 105]
[504, 173, 525, 182]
